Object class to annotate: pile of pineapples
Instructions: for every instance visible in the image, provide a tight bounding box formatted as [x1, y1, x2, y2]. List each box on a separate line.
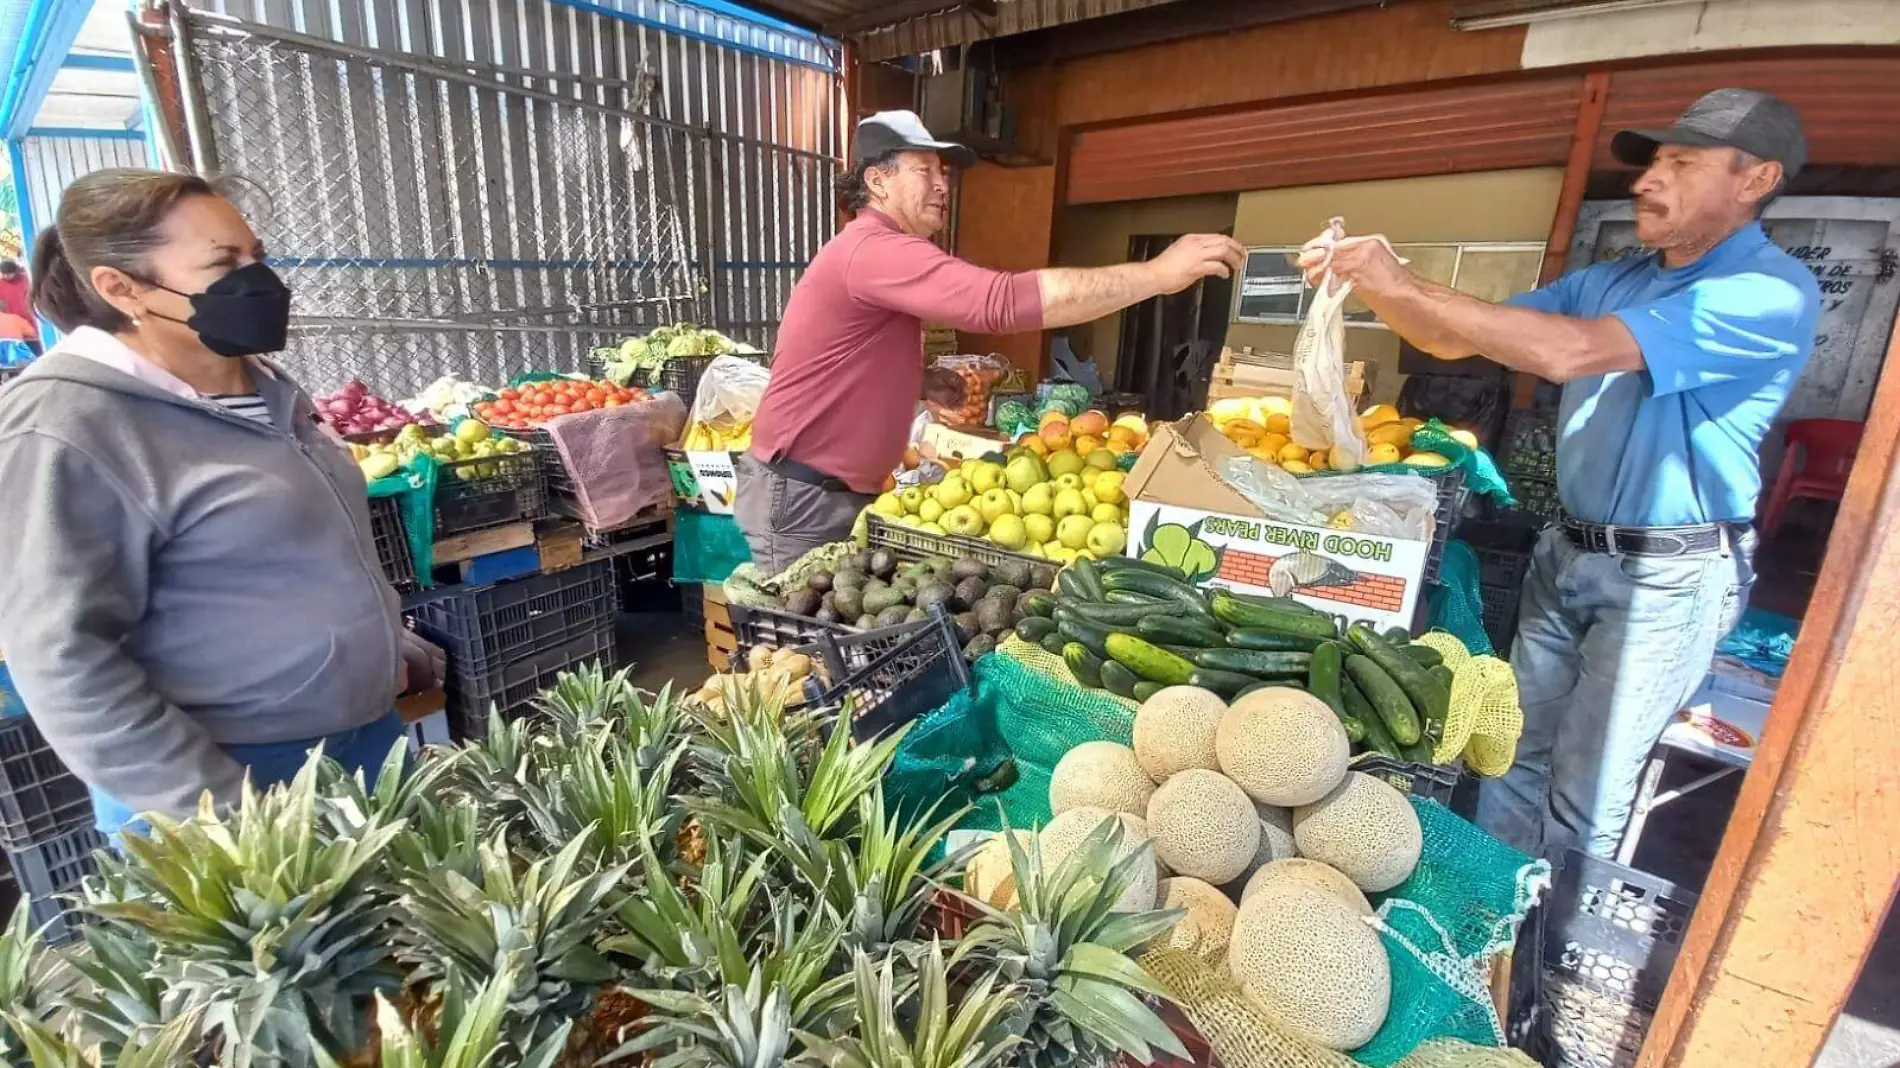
[0, 667, 1189, 1068]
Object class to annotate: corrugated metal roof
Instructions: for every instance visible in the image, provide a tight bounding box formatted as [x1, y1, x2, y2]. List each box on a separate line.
[742, 0, 1186, 59]
[1067, 76, 1584, 204]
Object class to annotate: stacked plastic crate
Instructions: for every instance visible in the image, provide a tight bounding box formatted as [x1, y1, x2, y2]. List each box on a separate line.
[407, 558, 620, 740]
[0, 670, 103, 942]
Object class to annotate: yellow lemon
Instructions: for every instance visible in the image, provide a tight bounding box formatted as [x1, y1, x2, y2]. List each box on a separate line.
[1404, 451, 1452, 468]
[1359, 403, 1402, 429]
[1277, 442, 1309, 464]
[1366, 443, 1403, 465]
[1451, 428, 1480, 449]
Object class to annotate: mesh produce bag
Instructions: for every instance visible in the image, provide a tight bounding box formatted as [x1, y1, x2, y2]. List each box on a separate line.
[1426, 542, 1494, 656]
[1408, 420, 1513, 506]
[372, 458, 438, 586]
[1414, 632, 1522, 775]
[543, 392, 687, 531]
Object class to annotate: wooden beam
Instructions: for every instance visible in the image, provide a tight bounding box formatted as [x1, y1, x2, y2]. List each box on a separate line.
[1513, 69, 1610, 406]
[1638, 324, 1900, 1066]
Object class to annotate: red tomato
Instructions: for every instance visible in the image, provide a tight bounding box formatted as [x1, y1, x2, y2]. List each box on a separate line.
[605, 396, 625, 408]
[499, 387, 519, 401]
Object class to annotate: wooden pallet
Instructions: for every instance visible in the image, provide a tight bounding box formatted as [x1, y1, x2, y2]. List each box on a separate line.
[1208, 347, 1366, 405]
[703, 585, 736, 672]
[432, 521, 536, 565]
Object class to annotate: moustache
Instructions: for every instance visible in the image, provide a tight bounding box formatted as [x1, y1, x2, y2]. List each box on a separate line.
[1634, 199, 1666, 215]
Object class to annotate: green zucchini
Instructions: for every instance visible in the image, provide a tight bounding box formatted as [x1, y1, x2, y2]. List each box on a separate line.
[1343, 653, 1423, 747]
[1307, 642, 1364, 743]
[1105, 633, 1196, 686]
[1209, 590, 1340, 641]
[1057, 617, 1114, 660]
[1343, 675, 1403, 759]
[1188, 667, 1259, 697]
[1100, 659, 1140, 699]
[1069, 557, 1106, 602]
[1101, 568, 1210, 612]
[1018, 591, 1057, 619]
[1039, 632, 1068, 657]
[1057, 597, 1172, 627]
[1132, 681, 1165, 703]
[1105, 590, 1166, 606]
[1098, 555, 1189, 582]
[1347, 624, 1450, 732]
[1063, 642, 1104, 688]
[1404, 643, 1444, 668]
[1225, 628, 1324, 653]
[1015, 617, 1059, 643]
[1191, 648, 1312, 677]
[1137, 614, 1227, 648]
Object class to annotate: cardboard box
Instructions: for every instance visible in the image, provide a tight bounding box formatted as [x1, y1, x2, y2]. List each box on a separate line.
[1122, 416, 1429, 632]
[920, 422, 1008, 463]
[667, 448, 742, 515]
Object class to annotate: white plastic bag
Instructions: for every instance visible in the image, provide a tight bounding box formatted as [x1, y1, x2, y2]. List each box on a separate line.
[687, 355, 772, 426]
[1292, 217, 1368, 472]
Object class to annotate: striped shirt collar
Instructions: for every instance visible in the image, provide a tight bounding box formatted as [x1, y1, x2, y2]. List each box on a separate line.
[50, 326, 274, 400]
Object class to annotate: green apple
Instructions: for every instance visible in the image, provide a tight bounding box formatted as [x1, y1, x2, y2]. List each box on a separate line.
[900, 487, 927, 514]
[977, 488, 1015, 525]
[874, 492, 905, 517]
[1004, 454, 1048, 494]
[1057, 514, 1094, 551]
[1054, 472, 1086, 493]
[1024, 541, 1047, 558]
[1005, 488, 1023, 515]
[933, 475, 973, 509]
[1081, 489, 1099, 512]
[920, 522, 947, 535]
[1091, 502, 1123, 524]
[942, 504, 986, 537]
[967, 461, 1004, 495]
[1086, 521, 1127, 557]
[896, 513, 922, 528]
[1024, 514, 1055, 545]
[1052, 488, 1088, 520]
[988, 513, 1029, 550]
[918, 498, 946, 525]
[1022, 483, 1055, 517]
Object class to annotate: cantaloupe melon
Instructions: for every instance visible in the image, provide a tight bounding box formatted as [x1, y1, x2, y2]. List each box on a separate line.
[1157, 876, 1239, 958]
[1038, 806, 1158, 912]
[1227, 879, 1391, 1051]
[1215, 687, 1349, 807]
[964, 830, 1033, 908]
[1224, 801, 1297, 896]
[1049, 740, 1155, 817]
[1240, 857, 1373, 916]
[1132, 686, 1227, 782]
[1293, 772, 1422, 893]
[1146, 769, 1259, 885]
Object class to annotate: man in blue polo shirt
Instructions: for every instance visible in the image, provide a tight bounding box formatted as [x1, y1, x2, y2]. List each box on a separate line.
[1299, 89, 1819, 860]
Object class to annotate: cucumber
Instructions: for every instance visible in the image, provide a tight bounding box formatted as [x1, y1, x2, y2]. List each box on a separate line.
[1404, 643, 1444, 668]
[1099, 556, 1189, 582]
[1058, 597, 1171, 627]
[1018, 591, 1057, 619]
[1137, 614, 1227, 648]
[1100, 659, 1140, 699]
[1209, 590, 1339, 641]
[1069, 557, 1106, 602]
[1343, 653, 1422, 747]
[1105, 590, 1166, 606]
[1219, 589, 1329, 617]
[1105, 633, 1197, 686]
[1428, 663, 1454, 690]
[1057, 617, 1114, 659]
[1343, 675, 1403, 759]
[1225, 628, 1324, 653]
[1063, 642, 1104, 688]
[1191, 648, 1312, 677]
[1383, 626, 1412, 644]
[1101, 568, 1210, 613]
[1402, 736, 1435, 764]
[1132, 681, 1165, 702]
[1426, 665, 1455, 731]
[1014, 617, 1058, 643]
[1307, 642, 1364, 743]
[1347, 624, 1450, 733]
[1187, 668, 1259, 697]
[1235, 680, 1277, 701]
[1055, 567, 1092, 602]
[1039, 633, 1068, 656]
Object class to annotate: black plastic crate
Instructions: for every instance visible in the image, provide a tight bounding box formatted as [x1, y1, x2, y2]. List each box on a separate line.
[432, 450, 546, 536]
[1422, 466, 1471, 584]
[1510, 474, 1563, 521]
[728, 601, 850, 650]
[409, 559, 617, 679]
[5, 823, 105, 945]
[445, 626, 617, 741]
[1351, 754, 1467, 809]
[368, 495, 418, 594]
[0, 717, 92, 850]
[814, 606, 971, 741]
[1501, 407, 1559, 483]
[1464, 519, 1540, 657]
[1531, 851, 1698, 1068]
[865, 514, 1050, 579]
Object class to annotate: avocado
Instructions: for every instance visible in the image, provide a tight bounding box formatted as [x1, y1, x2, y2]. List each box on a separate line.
[973, 597, 1013, 636]
[832, 568, 867, 590]
[807, 569, 835, 594]
[862, 585, 906, 615]
[915, 581, 957, 614]
[954, 576, 989, 611]
[905, 607, 928, 623]
[963, 634, 997, 661]
[831, 586, 865, 620]
[951, 556, 989, 583]
[1029, 564, 1057, 591]
[925, 555, 954, 578]
[952, 612, 980, 645]
[992, 559, 1032, 590]
[986, 583, 1023, 608]
[855, 614, 877, 630]
[900, 560, 935, 582]
[815, 605, 841, 625]
[785, 589, 822, 618]
[875, 605, 912, 628]
[892, 576, 919, 601]
[868, 550, 899, 580]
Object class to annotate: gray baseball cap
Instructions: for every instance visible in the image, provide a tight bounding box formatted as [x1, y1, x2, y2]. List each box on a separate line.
[853, 110, 977, 169]
[1611, 88, 1807, 177]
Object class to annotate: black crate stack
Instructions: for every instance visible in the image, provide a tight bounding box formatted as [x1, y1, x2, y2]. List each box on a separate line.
[0, 715, 103, 942]
[408, 558, 620, 740]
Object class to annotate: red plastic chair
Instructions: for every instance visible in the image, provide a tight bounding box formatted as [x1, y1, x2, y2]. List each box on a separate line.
[1760, 418, 1863, 537]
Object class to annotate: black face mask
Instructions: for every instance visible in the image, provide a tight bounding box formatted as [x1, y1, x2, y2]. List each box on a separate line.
[143, 262, 292, 359]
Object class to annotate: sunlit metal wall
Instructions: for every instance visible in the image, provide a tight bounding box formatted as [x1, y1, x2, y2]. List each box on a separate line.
[15, 131, 155, 251]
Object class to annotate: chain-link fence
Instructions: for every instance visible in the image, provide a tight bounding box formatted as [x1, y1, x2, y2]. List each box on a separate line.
[176, 9, 704, 395]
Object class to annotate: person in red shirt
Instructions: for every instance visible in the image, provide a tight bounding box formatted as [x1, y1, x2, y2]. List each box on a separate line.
[741, 110, 1244, 574]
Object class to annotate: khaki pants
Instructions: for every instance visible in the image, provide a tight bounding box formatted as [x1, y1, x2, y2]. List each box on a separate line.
[733, 453, 872, 576]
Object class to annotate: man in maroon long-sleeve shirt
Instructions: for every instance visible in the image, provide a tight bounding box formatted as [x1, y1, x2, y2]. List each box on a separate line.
[740, 110, 1244, 574]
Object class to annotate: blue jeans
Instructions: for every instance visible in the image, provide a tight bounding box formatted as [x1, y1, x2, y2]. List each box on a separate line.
[1476, 527, 1754, 860]
[91, 711, 406, 839]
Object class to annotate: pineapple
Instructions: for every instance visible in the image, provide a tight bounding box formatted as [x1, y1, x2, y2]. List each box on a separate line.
[0, 903, 61, 1061]
[53, 925, 169, 1066]
[0, 1008, 202, 1068]
[516, 731, 683, 870]
[87, 754, 405, 1068]
[826, 787, 966, 955]
[797, 941, 1022, 1068]
[326, 968, 569, 1068]
[955, 824, 1190, 1068]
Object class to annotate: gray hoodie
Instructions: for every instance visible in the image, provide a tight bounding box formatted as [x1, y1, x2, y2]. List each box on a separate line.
[0, 348, 401, 818]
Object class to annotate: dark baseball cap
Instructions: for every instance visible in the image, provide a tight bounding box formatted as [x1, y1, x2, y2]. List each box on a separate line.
[853, 110, 977, 169]
[1611, 88, 1807, 178]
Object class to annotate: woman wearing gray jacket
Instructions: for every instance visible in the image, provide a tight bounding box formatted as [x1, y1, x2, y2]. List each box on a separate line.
[0, 168, 432, 835]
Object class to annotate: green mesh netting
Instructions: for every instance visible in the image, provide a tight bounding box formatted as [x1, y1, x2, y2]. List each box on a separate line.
[368, 458, 438, 587]
[1409, 420, 1512, 507]
[1426, 541, 1492, 656]
[674, 511, 753, 585]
